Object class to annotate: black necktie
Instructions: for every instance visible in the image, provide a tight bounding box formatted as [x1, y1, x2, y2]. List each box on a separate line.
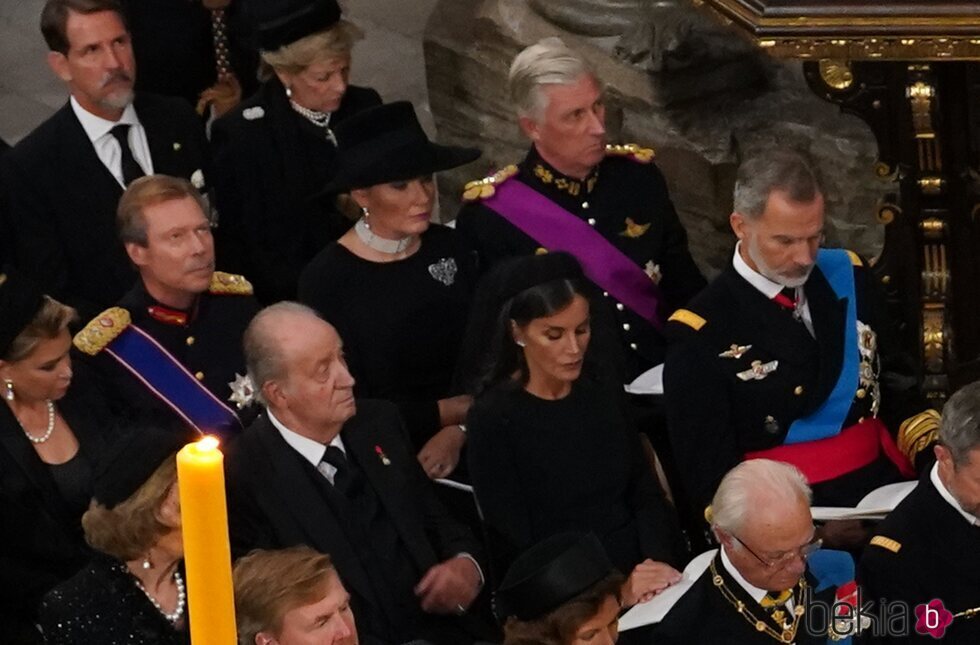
[109, 124, 145, 186]
[322, 445, 356, 496]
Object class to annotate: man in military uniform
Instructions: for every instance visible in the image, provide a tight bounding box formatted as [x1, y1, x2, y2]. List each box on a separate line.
[74, 174, 258, 436]
[663, 150, 935, 535]
[858, 381, 980, 644]
[653, 459, 852, 644]
[455, 37, 705, 379]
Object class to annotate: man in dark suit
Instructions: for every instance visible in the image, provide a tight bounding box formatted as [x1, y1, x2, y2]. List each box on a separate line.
[663, 149, 934, 545]
[225, 302, 491, 645]
[653, 460, 851, 644]
[858, 380, 980, 644]
[2, 0, 210, 319]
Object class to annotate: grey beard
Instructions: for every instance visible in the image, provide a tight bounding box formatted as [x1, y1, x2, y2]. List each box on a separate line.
[100, 88, 134, 111]
[747, 237, 813, 288]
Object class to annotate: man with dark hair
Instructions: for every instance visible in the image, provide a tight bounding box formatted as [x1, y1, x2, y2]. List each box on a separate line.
[663, 149, 935, 545]
[2, 0, 210, 319]
[858, 381, 980, 644]
[73, 175, 257, 437]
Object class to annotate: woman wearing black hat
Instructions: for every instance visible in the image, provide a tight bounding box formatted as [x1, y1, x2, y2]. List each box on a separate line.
[462, 253, 687, 607]
[0, 270, 114, 644]
[38, 427, 193, 644]
[298, 101, 482, 479]
[211, 0, 382, 304]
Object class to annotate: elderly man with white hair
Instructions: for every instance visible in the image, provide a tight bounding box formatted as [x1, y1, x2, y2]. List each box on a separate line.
[653, 459, 852, 644]
[454, 36, 705, 383]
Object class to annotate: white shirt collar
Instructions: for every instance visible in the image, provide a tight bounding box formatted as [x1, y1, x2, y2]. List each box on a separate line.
[267, 408, 345, 468]
[720, 544, 768, 605]
[732, 242, 786, 300]
[70, 95, 140, 143]
[930, 462, 980, 526]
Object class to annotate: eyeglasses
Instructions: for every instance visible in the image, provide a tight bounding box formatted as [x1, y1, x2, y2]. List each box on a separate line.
[731, 534, 823, 569]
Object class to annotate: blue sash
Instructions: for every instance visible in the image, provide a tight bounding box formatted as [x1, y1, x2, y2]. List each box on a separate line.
[783, 249, 858, 444]
[105, 325, 242, 436]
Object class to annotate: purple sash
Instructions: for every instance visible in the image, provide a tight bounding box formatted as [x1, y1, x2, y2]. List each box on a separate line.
[483, 179, 664, 328]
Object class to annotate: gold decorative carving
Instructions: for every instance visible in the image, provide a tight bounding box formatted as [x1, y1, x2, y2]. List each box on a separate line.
[817, 59, 853, 90]
[922, 305, 946, 374]
[919, 217, 946, 241]
[917, 176, 944, 195]
[733, 37, 980, 61]
[921, 242, 949, 299]
[876, 200, 900, 225]
[874, 162, 896, 181]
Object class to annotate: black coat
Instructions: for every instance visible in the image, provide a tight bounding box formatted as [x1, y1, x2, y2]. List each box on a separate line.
[858, 471, 980, 644]
[0, 381, 114, 644]
[455, 146, 706, 378]
[663, 257, 923, 514]
[211, 79, 382, 303]
[1, 95, 210, 319]
[225, 400, 492, 645]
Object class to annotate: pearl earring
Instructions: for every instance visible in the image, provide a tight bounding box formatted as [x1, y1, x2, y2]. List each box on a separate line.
[3, 380, 13, 402]
[141, 555, 153, 570]
[285, 86, 292, 99]
[515, 340, 526, 348]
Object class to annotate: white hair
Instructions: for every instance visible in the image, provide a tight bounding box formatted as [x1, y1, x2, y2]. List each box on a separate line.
[508, 37, 597, 120]
[711, 459, 811, 536]
[243, 301, 323, 406]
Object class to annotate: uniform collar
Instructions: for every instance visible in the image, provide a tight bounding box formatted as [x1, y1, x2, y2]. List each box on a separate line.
[70, 95, 140, 145]
[524, 146, 600, 198]
[930, 462, 980, 526]
[267, 408, 346, 468]
[126, 280, 199, 326]
[720, 545, 797, 611]
[732, 242, 786, 300]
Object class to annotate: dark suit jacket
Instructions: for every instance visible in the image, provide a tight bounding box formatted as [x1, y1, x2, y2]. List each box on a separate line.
[1, 94, 209, 319]
[0, 380, 114, 643]
[225, 400, 488, 644]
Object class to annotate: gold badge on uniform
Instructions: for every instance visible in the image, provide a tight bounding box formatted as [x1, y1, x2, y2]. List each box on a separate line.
[620, 217, 650, 238]
[737, 360, 779, 381]
[719, 344, 752, 359]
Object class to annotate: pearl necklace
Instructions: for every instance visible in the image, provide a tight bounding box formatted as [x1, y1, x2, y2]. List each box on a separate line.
[354, 218, 417, 256]
[19, 400, 56, 444]
[289, 100, 337, 144]
[135, 570, 186, 625]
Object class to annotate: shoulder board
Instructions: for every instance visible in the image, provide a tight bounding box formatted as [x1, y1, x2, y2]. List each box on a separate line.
[606, 143, 655, 164]
[845, 250, 863, 267]
[461, 165, 519, 202]
[73, 307, 131, 356]
[668, 308, 706, 331]
[869, 535, 902, 553]
[209, 271, 253, 296]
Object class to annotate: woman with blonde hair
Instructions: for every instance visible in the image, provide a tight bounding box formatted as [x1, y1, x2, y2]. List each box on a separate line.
[212, 0, 381, 303]
[39, 427, 195, 644]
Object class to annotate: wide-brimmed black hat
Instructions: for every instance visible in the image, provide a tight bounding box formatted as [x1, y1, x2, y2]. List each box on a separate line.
[324, 101, 481, 192]
[0, 267, 46, 359]
[249, 0, 342, 51]
[92, 425, 195, 509]
[494, 532, 615, 622]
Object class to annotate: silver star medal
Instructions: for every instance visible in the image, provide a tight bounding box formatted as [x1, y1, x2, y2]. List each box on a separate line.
[228, 373, 256, 409]
[428, 258, 457, 286]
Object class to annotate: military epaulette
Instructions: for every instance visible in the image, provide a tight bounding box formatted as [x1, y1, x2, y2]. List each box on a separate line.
[869, 535, 902, 554]
[897, 409, 941, 462]
[209, 271, 253, 296]
[461, 165, 519, 202]
[845, 250, 863, 267]
[668, 308, 707, 331]
[73, 307, 131, 356]
[605, 143, 655, 164]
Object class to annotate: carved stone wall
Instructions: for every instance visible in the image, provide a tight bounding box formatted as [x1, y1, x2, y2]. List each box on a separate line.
[424, 0, 890, 277]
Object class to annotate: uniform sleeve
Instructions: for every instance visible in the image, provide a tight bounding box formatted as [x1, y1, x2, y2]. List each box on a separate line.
[857, 545, 922, 645]
[646, 165, 706, 310]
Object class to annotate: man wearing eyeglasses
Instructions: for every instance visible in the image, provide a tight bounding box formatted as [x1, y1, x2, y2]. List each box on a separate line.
[654, 459, 850, 644]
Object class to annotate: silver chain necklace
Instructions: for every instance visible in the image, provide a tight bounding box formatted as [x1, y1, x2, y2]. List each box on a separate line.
[18, 400, 56, 444]
[354, 218, 417, 256]
[135, 570, 186, 625]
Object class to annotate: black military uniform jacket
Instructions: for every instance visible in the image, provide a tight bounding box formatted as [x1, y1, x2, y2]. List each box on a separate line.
[455, 145, 705, 377]
[653, 554, 836, 645]
[75, 272, 259, 433]
[1, 94, 210, 319]
[663, 253, 927, 513]
[211, 79, 382, 303]
[858, 469, 980, 644]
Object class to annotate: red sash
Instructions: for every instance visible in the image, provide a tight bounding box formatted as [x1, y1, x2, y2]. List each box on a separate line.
[744, 417, 914, 484]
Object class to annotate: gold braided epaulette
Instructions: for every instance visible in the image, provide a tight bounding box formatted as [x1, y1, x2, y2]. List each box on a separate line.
[897, 409, 941, 462]
[73, 307, 131, 356]
[606, 143, 655, 164]
[209, 271, 253, 296]
[461, 165, 518, 202]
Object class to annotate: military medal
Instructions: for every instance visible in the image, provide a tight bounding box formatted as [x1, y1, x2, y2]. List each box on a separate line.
[228, 373, 255, 409]
[737, 360, 779, 381]
[719, 344, 752, 359]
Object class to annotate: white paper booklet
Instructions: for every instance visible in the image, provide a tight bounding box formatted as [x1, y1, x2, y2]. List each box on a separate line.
[624, 364, 664, 395]
[810, 479, 918, 521]
[619, 549, 717, 631]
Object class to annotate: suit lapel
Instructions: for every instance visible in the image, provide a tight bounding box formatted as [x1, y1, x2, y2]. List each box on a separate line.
[135, 97, 179, 175]
[56, 104, 124, 201]
[805, 266, 847, 411]
[254, 419, 378, 606]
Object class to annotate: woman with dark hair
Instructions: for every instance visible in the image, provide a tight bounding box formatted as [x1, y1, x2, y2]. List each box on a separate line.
[0, 269, 114, 643]
[465, 252, 686, 607]
[39, 427, 194, 644]
[298, 101, 481, 478]
[495, 532, 625, 645]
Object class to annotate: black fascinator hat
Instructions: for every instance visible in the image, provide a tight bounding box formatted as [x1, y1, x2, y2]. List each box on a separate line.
[249, 0, 343, 51]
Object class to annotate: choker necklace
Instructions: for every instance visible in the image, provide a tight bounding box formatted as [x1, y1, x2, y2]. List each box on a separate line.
[289, 100, 336, 144]
[18, 400, 56, 444]
[354, 218, 416, 256]
[135, 570, 186, 625]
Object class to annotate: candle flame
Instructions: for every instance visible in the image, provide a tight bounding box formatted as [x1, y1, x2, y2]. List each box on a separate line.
[198, 435, 220, 451]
